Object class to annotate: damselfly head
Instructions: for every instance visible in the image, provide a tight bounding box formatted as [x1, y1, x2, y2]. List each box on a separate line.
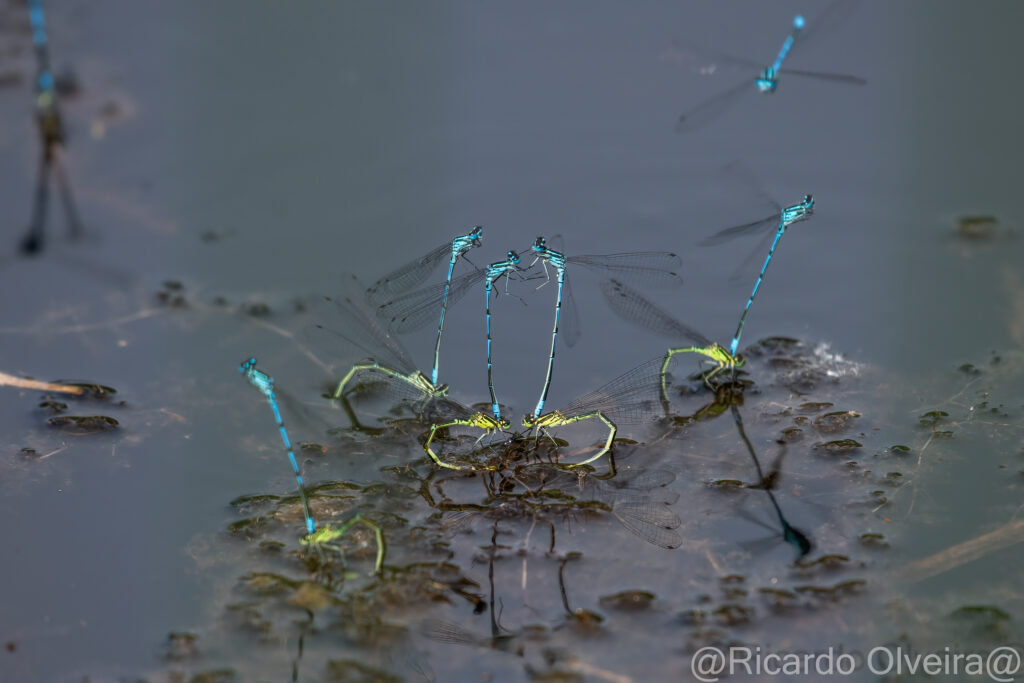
[470, 225, 483, 240]
[240, 357, 258, 373]
[521, 414, 537, 429]
[507, 250, 520, 263]
[498, 418, 512, 430]
[533, 236, 547, 250]
[803, 195, 814, 211]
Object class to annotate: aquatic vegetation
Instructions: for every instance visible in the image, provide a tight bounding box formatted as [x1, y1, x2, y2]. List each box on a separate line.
[957, 215, 1000, 241]
[47, 414, 118, 430]
[598, 590, 657, 611]
[204, 331, 911, 680]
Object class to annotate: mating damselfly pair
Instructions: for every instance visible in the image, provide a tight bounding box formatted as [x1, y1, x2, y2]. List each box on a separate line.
[237, 184, 815, 554]
[228, 0, 856, 555]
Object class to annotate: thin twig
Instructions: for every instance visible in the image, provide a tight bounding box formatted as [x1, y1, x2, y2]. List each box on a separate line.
[564, 657, 633, 683]
[889, 519, 1024, 584]
[0, 371, 86, 396]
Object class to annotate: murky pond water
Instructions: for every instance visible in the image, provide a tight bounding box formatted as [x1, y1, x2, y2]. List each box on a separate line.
[1, 1, 1023, 681]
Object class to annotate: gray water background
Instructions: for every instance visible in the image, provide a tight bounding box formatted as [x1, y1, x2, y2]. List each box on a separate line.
[0, 1, 1022, 680]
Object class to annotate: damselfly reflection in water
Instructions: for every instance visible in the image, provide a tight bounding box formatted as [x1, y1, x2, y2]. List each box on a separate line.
[423, 532, 611, 666]
[421, 524, 525, 657]
[674, 0, 865, 133]
[730, 403, 813, 560]
[535, 464, 684, 551]
[437, 462, 682, 551]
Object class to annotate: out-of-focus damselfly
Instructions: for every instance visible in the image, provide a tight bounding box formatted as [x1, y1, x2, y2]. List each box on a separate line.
[674, 1, 865, 133]
[21, 0, 83, 254]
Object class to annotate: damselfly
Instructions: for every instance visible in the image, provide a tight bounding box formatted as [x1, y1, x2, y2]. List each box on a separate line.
[376, 246, 532, 373]
[600, 278, 742, 400]
[521, 355, 667, 470]
[239, 358, 384, 570]
[366, 227, 483, 385]
[674, 1, 865, 133]
[300, 515, 385, 573]
[484, 250, 525, 421]
[424, 398, 511, 471]
[21, 0, 83, 254]
[377, 247, 532, 414]
[529, 236, 683, 418]
[239, 358, 316, 537]
[701, 194, 814, 363]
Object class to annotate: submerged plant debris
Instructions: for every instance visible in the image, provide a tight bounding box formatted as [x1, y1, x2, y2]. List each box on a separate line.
[3, 262, 1022, 680]
[164, 325, 930, 680]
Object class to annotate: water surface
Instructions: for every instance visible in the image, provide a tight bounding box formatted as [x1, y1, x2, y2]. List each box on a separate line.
[1, 1, 1022, 680]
